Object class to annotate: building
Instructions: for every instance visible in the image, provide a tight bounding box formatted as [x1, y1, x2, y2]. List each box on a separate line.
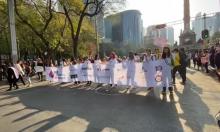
[192, 12, 220, 41]
[104, 10, 144, 46]
[145, 25, 175, 46]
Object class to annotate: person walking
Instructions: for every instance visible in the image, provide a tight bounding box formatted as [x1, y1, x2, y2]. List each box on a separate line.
[143, 49, 155, 91]
[6, 62, 19, 91]
[192, 51, 198, 68]
[36, 58, 44, 81]
[24, 61, 32, 87]
[209, 46, 216, 68]
[171, 48, 181, 85]
[14, 60, 26, 86]
[201, 50, 209, 73]
[197, 50, 202, 71]
[179, 48, 187, 85]
[161, 47, 173, 95]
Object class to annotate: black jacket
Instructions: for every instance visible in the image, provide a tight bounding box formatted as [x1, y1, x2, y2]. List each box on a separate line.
[215, 52, 220, 69]
[179, 51, 187, 67]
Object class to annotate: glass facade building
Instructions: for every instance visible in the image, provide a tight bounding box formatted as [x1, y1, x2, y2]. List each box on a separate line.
[104, 10, 144, 46]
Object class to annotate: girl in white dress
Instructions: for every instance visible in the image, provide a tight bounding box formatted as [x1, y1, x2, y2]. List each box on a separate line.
[108, 52, 118, 87]
[161, 47, 173, 95]
[126, 52, 136, 88]
[94, 54, 102, 83]
[143, 49, 156, 90]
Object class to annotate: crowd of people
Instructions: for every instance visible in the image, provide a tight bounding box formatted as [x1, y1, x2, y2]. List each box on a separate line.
[0, 58, 45, 91]
[191, 43, 220, 79]
[0, 43, 220, 93]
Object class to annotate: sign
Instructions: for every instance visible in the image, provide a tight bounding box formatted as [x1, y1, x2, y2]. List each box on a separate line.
[34, 66, 44, 73]
[45, 60, 172, 88]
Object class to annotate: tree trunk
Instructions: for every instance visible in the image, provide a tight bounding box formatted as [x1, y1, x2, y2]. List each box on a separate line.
[73, 38, 78, 58]
[73, 14, 84, 58]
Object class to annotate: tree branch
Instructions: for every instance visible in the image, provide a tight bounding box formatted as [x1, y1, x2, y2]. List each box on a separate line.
[42, 0, 53, 32]
[14, 0, 50, 48]
[30, 0, 46, 21]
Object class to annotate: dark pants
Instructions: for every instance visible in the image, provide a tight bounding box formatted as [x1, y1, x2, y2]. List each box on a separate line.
[180, 66, 186, 83]
[172, 66, 186, 83]
[37, 72, 43, 81]
[19, 75, 26, 85]
[172, 66, 181, 83]
[163, 87, 173, 92]
[203, 63, 209, 73]
[7, 68, 19, 90]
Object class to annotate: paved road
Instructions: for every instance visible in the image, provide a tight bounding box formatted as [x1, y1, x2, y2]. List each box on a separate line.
[0, 69, 219, 132]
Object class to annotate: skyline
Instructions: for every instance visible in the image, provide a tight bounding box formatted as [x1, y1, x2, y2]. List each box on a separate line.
[126, 0, 220, 42]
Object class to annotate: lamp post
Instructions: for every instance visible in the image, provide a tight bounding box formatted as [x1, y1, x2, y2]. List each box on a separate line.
[7, 0, 18, 63]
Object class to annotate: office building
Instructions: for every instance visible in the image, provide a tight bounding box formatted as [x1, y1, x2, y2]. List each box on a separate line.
[104, 10, 144, 46]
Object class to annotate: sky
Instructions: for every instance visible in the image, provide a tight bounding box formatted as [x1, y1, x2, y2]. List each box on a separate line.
[126, 0, 220, 41]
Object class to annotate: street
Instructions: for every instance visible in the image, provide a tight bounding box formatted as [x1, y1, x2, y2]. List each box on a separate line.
[0, 69, 219, 132]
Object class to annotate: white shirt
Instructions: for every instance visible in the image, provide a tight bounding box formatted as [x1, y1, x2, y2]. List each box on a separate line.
[14, 64, 24, 75]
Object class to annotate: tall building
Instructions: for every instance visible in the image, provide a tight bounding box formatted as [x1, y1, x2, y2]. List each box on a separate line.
[104, 10, 144, 46]
[192, 12, 220, 41]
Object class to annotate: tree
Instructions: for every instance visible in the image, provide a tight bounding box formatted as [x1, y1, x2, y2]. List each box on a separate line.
[58, 0, 126, 57]
[13, 0, 72, 63]
[0, 0, 10, 55]
[212, 31, 220, 43]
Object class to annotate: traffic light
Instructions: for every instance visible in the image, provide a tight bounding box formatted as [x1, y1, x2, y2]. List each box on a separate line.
[202, 29, 209, 39]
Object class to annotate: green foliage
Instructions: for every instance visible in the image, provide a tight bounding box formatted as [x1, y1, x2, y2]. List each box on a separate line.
[211, 31, 220, 43]
[0, 0, 124, 59]
[0, 0, 96, 59]
[0, 1, 10, 54]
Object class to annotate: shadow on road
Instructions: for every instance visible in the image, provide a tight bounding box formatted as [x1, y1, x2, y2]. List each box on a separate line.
[1, 78, 218, 131]
[175, 79, 217, 132]
[0, 83, 185, 132]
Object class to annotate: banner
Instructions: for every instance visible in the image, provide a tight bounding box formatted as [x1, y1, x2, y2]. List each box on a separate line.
[95, 64, 111, 84]
[45, 60, 172, 88]
[34, 66, 44, 73]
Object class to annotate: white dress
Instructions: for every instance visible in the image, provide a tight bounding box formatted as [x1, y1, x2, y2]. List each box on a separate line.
[126, 59, 136, 86]
[94, 60, 101, 83]
[162, 58, 172, 88]
[142, 56, 156, 87]
[108, 59, 117, 85]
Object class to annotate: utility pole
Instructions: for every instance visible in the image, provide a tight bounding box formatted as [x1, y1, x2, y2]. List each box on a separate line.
[95, 16, 99, 56]
[7, 0, 18, 63]
[203, 13, 207, 30]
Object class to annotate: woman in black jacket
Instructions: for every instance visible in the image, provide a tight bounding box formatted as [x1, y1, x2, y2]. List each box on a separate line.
[7, 63, 19, 91]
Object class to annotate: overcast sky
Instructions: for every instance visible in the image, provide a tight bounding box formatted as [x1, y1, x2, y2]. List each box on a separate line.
[126, 0, 220, 41]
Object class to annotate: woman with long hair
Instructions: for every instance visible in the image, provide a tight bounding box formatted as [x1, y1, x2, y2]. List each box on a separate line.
[126, 52, 136, 89]
[143, 48, 155, 91]
[161, 47, 173, 95]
